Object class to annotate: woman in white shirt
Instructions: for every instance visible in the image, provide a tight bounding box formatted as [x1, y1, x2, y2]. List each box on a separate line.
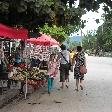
[59, 44, 71, 89]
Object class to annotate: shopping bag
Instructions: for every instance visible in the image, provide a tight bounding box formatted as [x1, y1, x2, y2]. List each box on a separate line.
[80, 65, 87, 74]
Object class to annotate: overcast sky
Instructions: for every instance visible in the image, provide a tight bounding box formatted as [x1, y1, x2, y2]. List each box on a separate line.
[81, 4, 104, 34]
[70, 1, 104, 36]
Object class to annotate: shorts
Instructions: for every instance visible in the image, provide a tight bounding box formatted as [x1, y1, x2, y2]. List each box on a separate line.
[60, 64, 69, 82]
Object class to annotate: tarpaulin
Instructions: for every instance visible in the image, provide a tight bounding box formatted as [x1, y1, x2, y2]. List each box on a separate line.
[27, 34, 59, 46]
[0, 23, 28, 39]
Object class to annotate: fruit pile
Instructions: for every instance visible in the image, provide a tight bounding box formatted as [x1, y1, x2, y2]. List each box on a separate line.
[26, 79, 45, 87]
[10, 67, 47, 82]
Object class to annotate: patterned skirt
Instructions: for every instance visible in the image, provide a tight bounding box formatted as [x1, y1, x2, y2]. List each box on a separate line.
[74, 67, 84, 80]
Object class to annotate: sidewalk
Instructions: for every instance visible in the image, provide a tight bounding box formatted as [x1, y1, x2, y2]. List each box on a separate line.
[1, 56, 112, 112]
[1, 73, 112, 112]
[0, 89, 20, 108]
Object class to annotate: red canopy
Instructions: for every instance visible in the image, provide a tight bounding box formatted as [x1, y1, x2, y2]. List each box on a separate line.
[0, 23, 28, 39]
[27, 34, 59, 46]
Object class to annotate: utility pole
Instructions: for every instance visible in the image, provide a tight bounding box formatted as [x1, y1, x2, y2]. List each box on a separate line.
[80, 29, 82, 47]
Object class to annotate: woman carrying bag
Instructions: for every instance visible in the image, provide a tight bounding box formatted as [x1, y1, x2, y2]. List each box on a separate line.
[72, 46, 87, 91]
[59, 44, 71, 89]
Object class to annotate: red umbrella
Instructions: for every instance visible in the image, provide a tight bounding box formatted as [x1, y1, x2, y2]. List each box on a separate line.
[0, 23, 28, 39]
[27, 34, 59, 46]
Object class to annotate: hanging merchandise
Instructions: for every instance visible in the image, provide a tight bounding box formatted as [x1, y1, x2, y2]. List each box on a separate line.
[30, 45, 50, 61]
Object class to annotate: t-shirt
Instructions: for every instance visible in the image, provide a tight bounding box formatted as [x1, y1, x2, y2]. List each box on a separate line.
[70, 52, 74, 59]
[47, 60, 57, 77]
[59, 50, 70, 64]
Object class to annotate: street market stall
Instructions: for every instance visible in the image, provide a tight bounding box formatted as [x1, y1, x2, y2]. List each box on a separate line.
[0, 23, 29, 99]
[27, 34, 60, 94]
[0, 23, 60, 100]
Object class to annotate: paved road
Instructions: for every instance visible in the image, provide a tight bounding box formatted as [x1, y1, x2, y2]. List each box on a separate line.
[1, 56, 112, 112]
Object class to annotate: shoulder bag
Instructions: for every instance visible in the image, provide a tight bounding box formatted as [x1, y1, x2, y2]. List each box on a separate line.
[80, 65, 87, 74]
[79, 58, 87, 74]
[60, 52, 71, 70]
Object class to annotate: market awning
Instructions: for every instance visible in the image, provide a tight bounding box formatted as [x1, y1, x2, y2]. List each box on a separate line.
[0, 23, 28, 39]
[27, 33, 59, 46]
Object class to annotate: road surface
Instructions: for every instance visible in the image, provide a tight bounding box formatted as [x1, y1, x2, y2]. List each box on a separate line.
[1, 56, 112, 112]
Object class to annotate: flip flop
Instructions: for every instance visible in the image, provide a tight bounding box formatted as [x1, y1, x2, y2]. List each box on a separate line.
[60, 86, 64, 89]
[75, 89, 79, 91]
[66, 85, 69, 88]
[80, 85, 83, 90]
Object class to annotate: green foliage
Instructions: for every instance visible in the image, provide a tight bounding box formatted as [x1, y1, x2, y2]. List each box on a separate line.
[39, 23, 68, 43]
[0, 0, 112, 39]
[69, 41, 80, 50]
[82, 31, 97, 53]
[96, 20, 112, 52]
[0, 0, 86, 35]
[79, 0, 112, 11]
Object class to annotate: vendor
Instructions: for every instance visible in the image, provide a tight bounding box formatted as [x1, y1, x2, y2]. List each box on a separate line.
[36, 58, 41, 68]
[14, 47, 21, 67]
[31, 56, 41, 68]
[31, 56, 36, 67]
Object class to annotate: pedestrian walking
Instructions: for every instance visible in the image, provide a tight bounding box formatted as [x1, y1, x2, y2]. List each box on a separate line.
[47, 53, 57, 94]
[72, 46, 86, 91]
[59, 44, 71, 89]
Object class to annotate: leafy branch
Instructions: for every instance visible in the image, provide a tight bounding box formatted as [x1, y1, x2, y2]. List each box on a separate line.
[39, 23, 68, 43]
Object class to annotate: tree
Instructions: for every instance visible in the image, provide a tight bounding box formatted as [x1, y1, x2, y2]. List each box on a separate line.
[69, 41, 80, 50]
[0, 0, 112, 43]
[0, 0, 85, 31]
[1, 0, 112, 31]
[39, 23, 67, 43]
[96, 20, 112, 52]
[79, 0, 112, 11]
[82, 31, 97, 54]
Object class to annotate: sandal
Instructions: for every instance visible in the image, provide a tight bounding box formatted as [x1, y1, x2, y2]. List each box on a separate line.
[75, 89, 79, 91]
[60, 86, 64, 89]
[66, 85, 69, 88]
[80, 85, 83, 90]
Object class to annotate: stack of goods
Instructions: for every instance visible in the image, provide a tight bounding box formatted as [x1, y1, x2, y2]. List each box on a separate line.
[24, 67, 47, 89]
[28, 67, 46, 80]
[9, 67, 25, 81]
[10, 72, 25, 81]
[9, 67, 47, 92]
[9, 67, 47, 83]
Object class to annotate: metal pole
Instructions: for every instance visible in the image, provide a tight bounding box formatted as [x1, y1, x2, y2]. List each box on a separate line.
[25, 40, 27, 99]
[25, 74, 27, 99]
[80, 29, 82, 47]
[1, 41, 4, 60]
